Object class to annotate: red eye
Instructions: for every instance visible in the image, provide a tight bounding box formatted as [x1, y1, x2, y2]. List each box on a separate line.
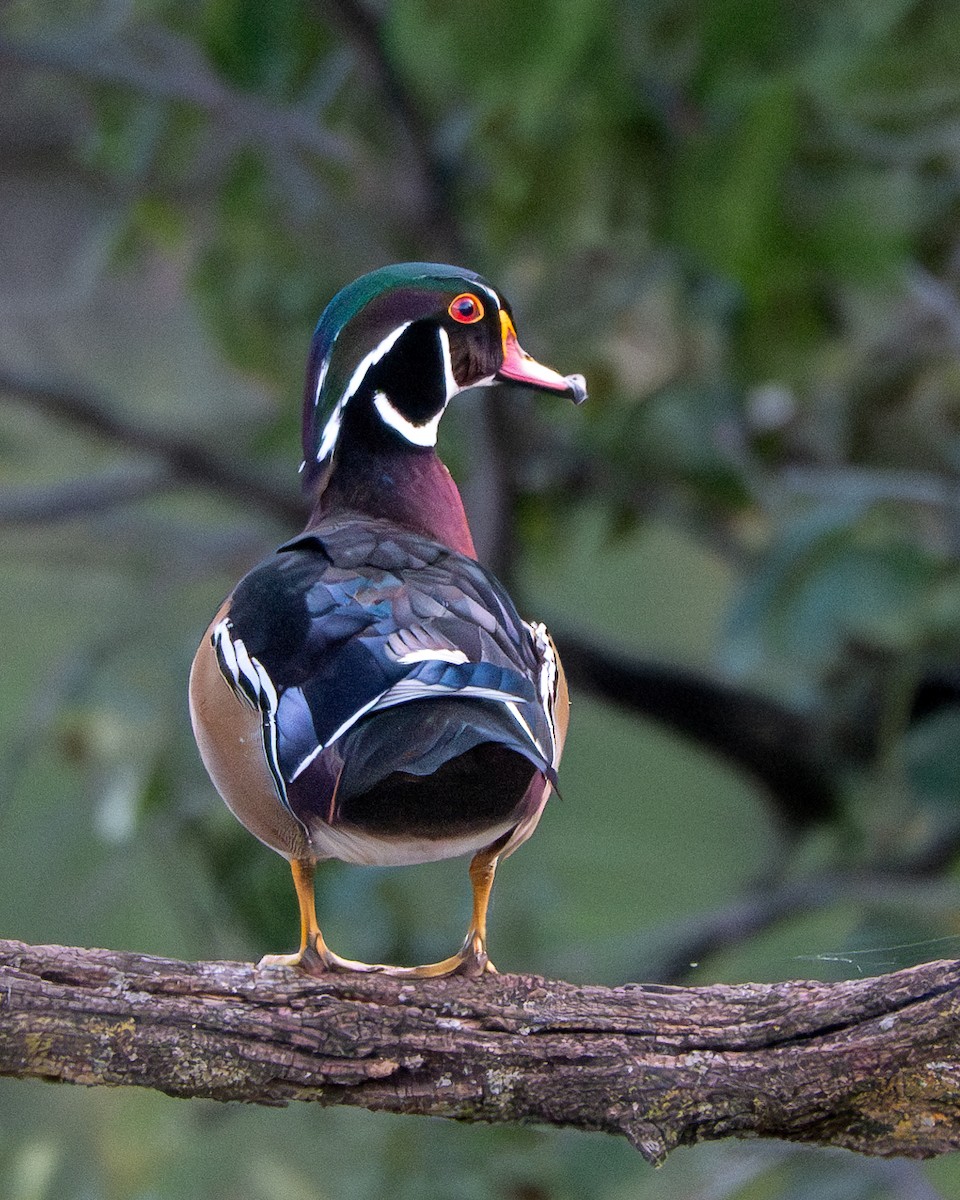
[448, 293, 484, 323]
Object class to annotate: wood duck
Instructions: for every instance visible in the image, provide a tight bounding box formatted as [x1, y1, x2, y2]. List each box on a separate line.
[190, 262, 586, 977]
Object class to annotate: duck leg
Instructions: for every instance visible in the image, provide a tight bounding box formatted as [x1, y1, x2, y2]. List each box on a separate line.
[383, 842, 503, 979]
[258, 858, 384, 974]
[259, 845, 504, 978]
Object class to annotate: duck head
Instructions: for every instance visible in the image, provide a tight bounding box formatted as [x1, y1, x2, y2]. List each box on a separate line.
[301, 262, 587, 488]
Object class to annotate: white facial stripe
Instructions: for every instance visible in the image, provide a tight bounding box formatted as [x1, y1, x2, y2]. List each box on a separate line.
[371, 325, 458, 445]
[474, 282, 501, 312]
[374, 392, 445, 447]
[314, 354, 329, 406]
[315, 352, 343, 463]
[437, 326, 457, 401]
[315, 321, 412, 463]
[317, 406, 344, 462]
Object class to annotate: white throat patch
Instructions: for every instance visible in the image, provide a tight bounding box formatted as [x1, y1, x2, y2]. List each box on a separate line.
[373, 393, 445, 447]
[371, 326, 458, 448]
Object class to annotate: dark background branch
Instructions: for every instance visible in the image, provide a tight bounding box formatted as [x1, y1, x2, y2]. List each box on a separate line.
[1, 368, 304, 526]
[0, 465, 175, 527]
[555, 628, 840, 828]
[315, 0, 463, 258]
[0, 32, 354, 166]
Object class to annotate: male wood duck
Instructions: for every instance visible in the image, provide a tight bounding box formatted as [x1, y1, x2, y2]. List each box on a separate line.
[190, 262, 586, 977]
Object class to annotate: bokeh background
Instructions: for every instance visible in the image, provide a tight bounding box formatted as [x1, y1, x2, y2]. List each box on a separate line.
[4, 1, 960, 1196]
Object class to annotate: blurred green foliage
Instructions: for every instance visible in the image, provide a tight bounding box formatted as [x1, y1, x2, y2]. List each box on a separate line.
[4, 0, 960, 1195]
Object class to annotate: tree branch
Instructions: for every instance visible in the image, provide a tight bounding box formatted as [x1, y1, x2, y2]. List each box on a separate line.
[317, 0, 464, 258]
[554, 629, 839, 828]
[1, 368, 304, 526]
[0, 465, 175, 527]
[3, 938, 960, 1164]
[0, 30, 355, 167]
[639, 869, 960, 984]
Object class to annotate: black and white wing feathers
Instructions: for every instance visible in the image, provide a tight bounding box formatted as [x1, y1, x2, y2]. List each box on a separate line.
[211, 518, 559, 823]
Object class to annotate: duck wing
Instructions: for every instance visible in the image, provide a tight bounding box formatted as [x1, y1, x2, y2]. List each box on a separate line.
[210, 516, 559, 821]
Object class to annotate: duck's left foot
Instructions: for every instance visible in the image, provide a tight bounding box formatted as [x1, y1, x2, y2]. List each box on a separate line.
[376, 932, 498, 979]
[257, 937, 390, 976]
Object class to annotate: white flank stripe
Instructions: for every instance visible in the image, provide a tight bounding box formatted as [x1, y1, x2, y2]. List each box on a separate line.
[505, 700, 548, 761]
[289, 740, 324, 782]
[251, 656, 279, 712]
[231, 636, 259, 694]
[214, 620, 287, 804]
[394, 647, 469, 665]
[370, 680, 525, 711]
[527, 621, 556, 709]
[293, 636, 549, 775]
[213, 620, 239, 684]
[302, 703, 379, 767]
[300, 692, 388, 770]
[250, 658, 284, 795]
[524, 620, 559, 764]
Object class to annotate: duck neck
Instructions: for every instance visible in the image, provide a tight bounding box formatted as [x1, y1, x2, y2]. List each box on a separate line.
[307, 437, 477, 559]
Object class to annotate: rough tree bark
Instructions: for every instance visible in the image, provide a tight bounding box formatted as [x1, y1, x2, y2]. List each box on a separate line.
[1, 938, 958, 1165]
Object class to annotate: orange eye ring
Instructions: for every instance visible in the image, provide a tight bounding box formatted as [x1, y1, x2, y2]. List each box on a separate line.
[448, 293, 484, 324]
